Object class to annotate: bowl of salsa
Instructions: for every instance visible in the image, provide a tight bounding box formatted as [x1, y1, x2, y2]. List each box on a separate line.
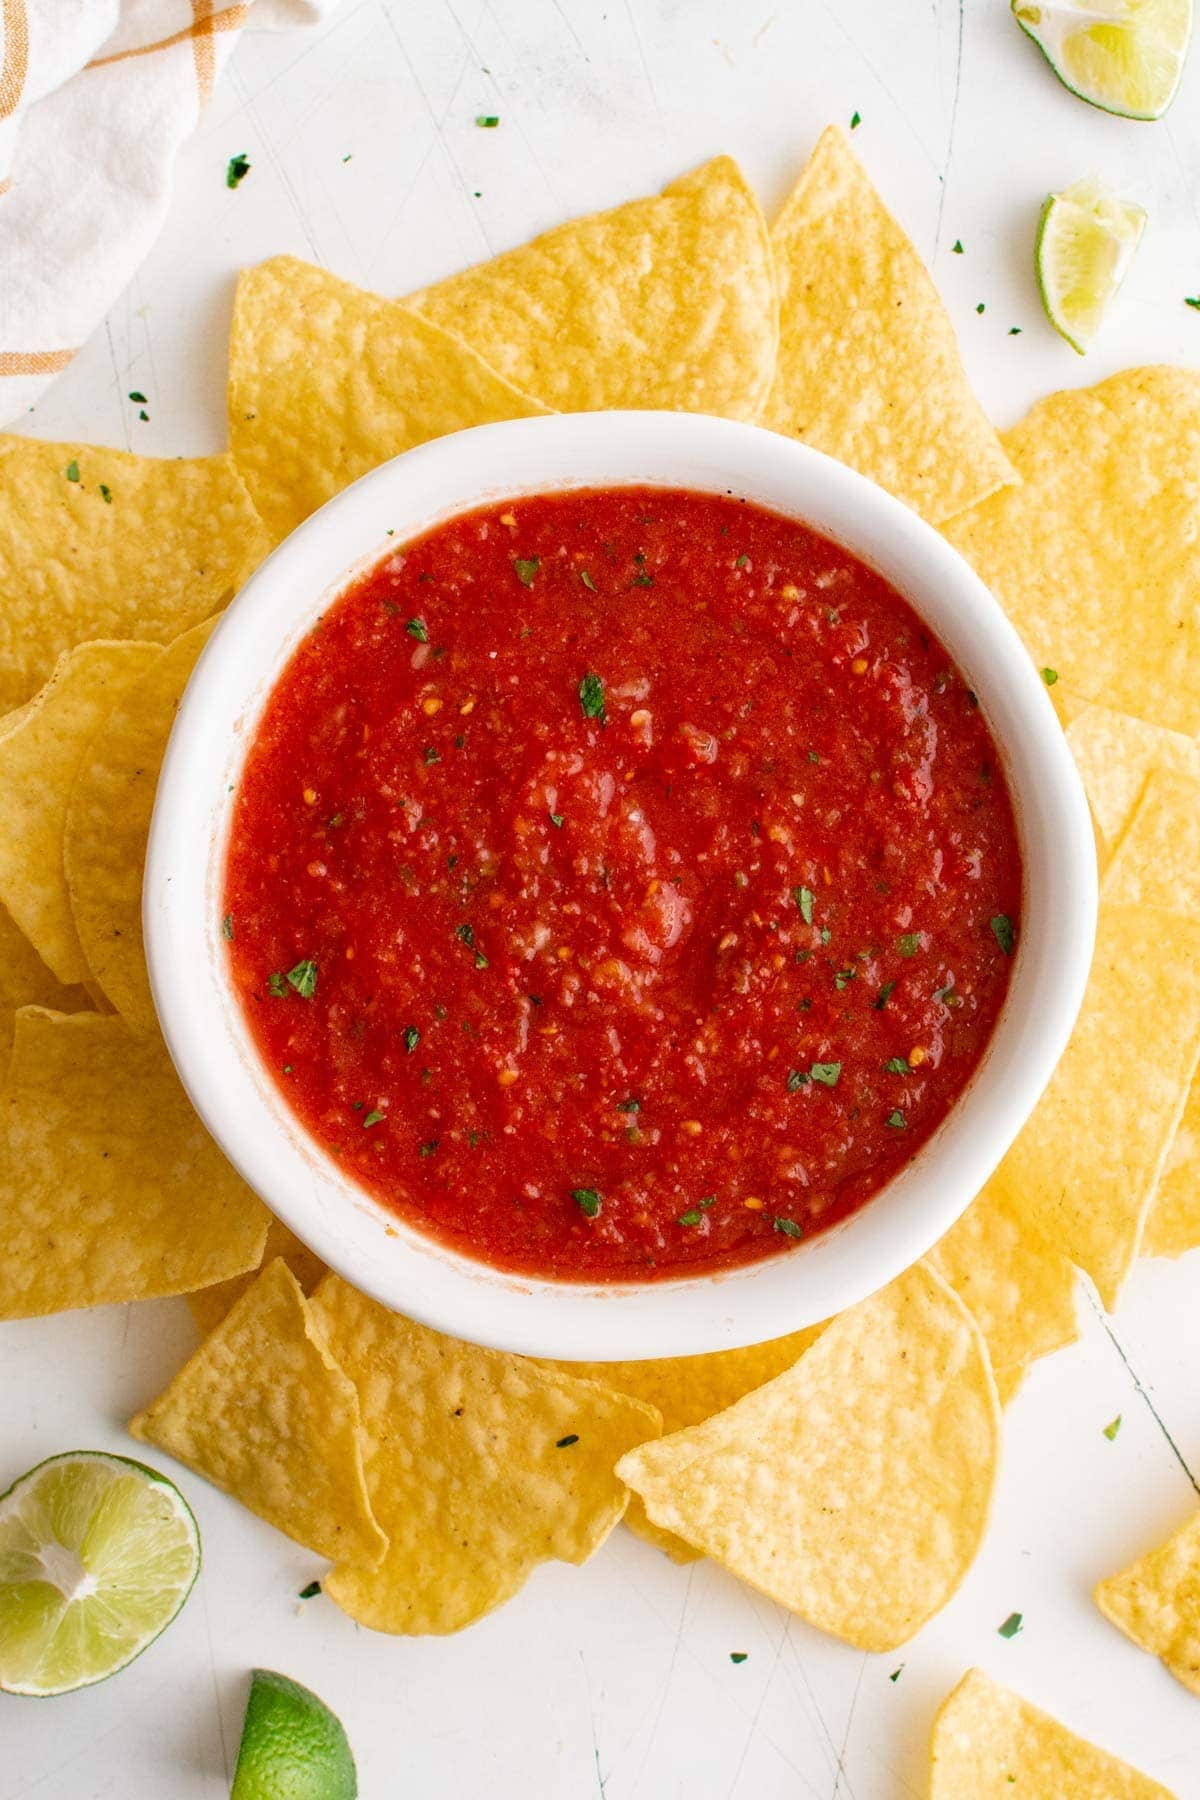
[144, 412, 1096, 1360]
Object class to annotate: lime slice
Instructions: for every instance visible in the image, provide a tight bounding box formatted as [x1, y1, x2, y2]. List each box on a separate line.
[1012, 0, 1192, 120]
[232, 1669, 358, 1800]
[0, 1450, 200, 1696]
[1035, 177, 1146, 354]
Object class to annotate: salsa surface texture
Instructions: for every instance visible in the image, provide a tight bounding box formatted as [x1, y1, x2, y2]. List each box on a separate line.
[224, 487, 1021, 1281]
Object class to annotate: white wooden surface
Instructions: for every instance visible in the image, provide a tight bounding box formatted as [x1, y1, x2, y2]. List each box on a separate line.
[5, 4, 1200, 1794]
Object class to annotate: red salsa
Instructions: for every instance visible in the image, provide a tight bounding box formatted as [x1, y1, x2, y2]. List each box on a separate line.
[224, 488, 1021, 1281]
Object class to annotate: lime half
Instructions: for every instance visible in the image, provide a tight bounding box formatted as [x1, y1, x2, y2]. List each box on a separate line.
[0, 1450, 200, 1696]
[1036, 177, 1146, 354]
[232, 1669, 358, 1800]
[1013, 0, 1192, 120]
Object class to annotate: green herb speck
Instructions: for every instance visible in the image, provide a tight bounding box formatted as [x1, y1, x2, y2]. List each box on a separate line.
[572, 1187, 602, 1218]
[578, 672, 607, 726]
[990, 913, 1016, 956]
[998, 1611, 1023, 1638]
[226, 152, 251, 189]
[406, 617, 429, 642]
[1103, 1414, 1122, 1440]
[773, 1217, 804, 1239]
[513, 556, 539, 587]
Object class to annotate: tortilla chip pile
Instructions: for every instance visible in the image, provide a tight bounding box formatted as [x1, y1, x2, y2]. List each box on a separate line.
[1, 124, 1197, 1783]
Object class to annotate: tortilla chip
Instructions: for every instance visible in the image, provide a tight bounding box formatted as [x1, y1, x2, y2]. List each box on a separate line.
[0, 900, 88, 1018]
[0, 439, 267, 713]
[407, 157, 776, 422]
[546, 1325, 825, 1561]
[307, 1275, 661, 1634]
[1103, 768, 1200, 917]
[65, 619, 215, 1034]
[759, 128, 1013, 525]
[0, 643, 161, 986]
[187, 1217, 328, 1336]
[131, 1260, 384, 1567]
[929, 1183, 1079, 1403]
[616, 1262, 1000, 1651]
[0, 1008, 270, 1318]
[930, 1668, 1176, 1797]
[1065, 704, 1200, 867]
[946, 367, 1200, 734]
[228, 257, 550, 543]
[1145, 1078, 1200, 1259]
[1096, 1510, 1200, 1698]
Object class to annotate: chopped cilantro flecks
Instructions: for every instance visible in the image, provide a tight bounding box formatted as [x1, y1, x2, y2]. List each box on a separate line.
[298, 1581, 322, 1600]
[787, 1068, 810, 1092]
[419, 1138, 439, 1157]
[64, 460, 80, 483]
[1103, 1414, 1122, 1440]
[1040, 667, 1058, 686]
[1008, 326, 1022, 336]
[556, 1433, 580, 1448]
[897, 932, 921, 958]
[883, 1057, 909, 1074]
[404, 1026, 420, 1053]
[572, 1187, 602, 1218]
[513, 556, 539, 587]
[615, 1098, 640, 1113]
[632, 571, 654, 587]
[267, 972, 287, 997]
[128, 391, 147, 404]
[1185, 296, 1200, 310]
[99, 483, 112, 503]
[735, 553, 750, 568]
[455, 923, 475, 946]
[549, 812, 564, 828]
[990, 913, 1016, 956]
[580, 569, 597, 592]
[773, 1216, 804, 1239]
[886, 1109, 907, 1130]
[222, 913, 234, 941]
[875, 980, 895, 1010]
[976, 302, 985, 314]
[834, 967, 856, 990]
[363, 1110, 385, 1129]
[952, 240, 963, 254]
[578, 671, 607, 726]
[730, 1651, 749, 1664]
[849, 110, 861, 129]
[475, 114, 500, 127]
[138, 410, 149, 422]
[226, 152, 251, 189]
[678, 1208, 704, 1227]
[405, 617, 429, 642]
[423, 746, 440, 765]
[810, 1062, 841, 1087]
[286, 959, 317, 998]
[795, 885, 815, 925]
[998, 1611, 1023, 1638]
[889, 1666, 904, 1683]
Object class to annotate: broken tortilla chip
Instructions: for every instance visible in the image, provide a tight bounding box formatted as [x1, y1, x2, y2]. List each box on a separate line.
[0, 642, 161, 986]
[930, 1668, 1176, 1798]
[1145, 1078, 1200, 1260]
[760, 127, 1014, 525]
[0, 438, 267, 713]
[1096, 1510, 1200, 1698]
[929, 1182, 1079, 1403]
[187, 1217, 328, 1336]
[1102, 768, 1200, 918]
[0, 1008, 269, 1318]
[131, 1259, 384, 1568]
[407, 157, 776, 422]
[1064, 703, 1200, 868]
[616, 1262, 1000, 1651]
[991, 903, 1200, 1309]
[65, 620, 215, 1034]
[307, 1275, 660, 1634]
[946, 367, 1200, 734]
[228, 257, 550, 542]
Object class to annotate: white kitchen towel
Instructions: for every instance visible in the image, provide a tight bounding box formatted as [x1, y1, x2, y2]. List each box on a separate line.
[0, 0, 335, 424]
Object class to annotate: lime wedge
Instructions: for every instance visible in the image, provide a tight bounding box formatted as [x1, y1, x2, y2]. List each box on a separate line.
[1012, 0, 1192, 120]
[0, 1450, 200, 1696]
[1035, 177, 1146, 354]
[232, 1669, 358, 1800]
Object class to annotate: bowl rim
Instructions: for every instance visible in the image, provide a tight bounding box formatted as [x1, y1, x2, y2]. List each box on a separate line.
[144, 410, 1097, 1361]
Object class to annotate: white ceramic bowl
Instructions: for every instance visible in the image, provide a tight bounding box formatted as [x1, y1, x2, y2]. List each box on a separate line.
[145, 412, 1096, 1361]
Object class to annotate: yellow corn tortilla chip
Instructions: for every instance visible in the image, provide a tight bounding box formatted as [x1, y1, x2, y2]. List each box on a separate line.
[1145, 1079, 1200, 1259]
[0, 438, 267, 713]
[228, 257, 550, 543]
[1103, 768, 1200, 917]
[1096, 1510, 1200, 1698]
[759, 128, 1014, 525]
[991, 904, 1200, 1309]
[0, 900, 88, 1019]
[64, 619, 215, 1033]
[407, 157, 776, 422]
[131, 1260, 385, 1567]
[306, 1275, 661, 1634]
[187, 1217, 328, 1336]
[930, 1668, 1176, 1798]
[929, 1182, 1079, 1403]
[616, 1262, 1000, 1651]
[0, 642, 161, 986]
[0, 1008, 270, 1318]
[946, 367, 1200, 734]
[1065, 703, 1200, 867]
[546, 1324, 825, 1562]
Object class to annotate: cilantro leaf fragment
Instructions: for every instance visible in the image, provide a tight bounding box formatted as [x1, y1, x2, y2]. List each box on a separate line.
[810, 1062, 841, 1087]
[298, 1581, 322, 1600]
[1040, 667, 1058, 686]
[580, 569, 597, 592]
[897, 932, 921, 958]
[405, 617, 428, 642]
[883, 1057, 909, 1074]
[677, 1209, 704, 1227]
[513, 556, 539, 587]
[404, 1026, 420, 1053]
[998, 1611, 1023, 1638]
[286, 959, 317, 999]
[1185, 296, 1200, 310]
[886, 1109, 907, 1129]
[874, 980, 895, 1010]
[64, 460, 80, 483]
[556, 1433, 579, 1448]
[363, 1110, 385, 1129]
[98, 483, 112, 503]
[990, 913, 1016, 956]
[794, 885, 815, 925]
[730, 1651, 748, 1664]
[418, 1138, 439, 1157]
[773, 1217, 804, 1239]
[572, 1187, 602, 1218]
[787, 1068, 810, 1092]
[952, 240, 963, 254]
[849, 110, 861, 129]
[226, 152, 251, 189]
[549, 812, 564, 828]
[128, 391, 147, 404]
[267, 972, 287, 998]
[889, 1666, 904, 1682]
[1102, 1414, 1122, 1440]
[578, 672, 607, 726]
[475, 114, 500, 127]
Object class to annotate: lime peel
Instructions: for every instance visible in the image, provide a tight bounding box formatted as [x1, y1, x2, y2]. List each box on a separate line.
[1036, 177, 1146, 354]
[1013, 0, 1192, 121]
[232, 1668, 358, 1800]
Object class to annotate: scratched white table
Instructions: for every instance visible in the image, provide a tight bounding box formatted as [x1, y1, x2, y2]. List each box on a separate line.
[5, 5, 1200, 1796]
